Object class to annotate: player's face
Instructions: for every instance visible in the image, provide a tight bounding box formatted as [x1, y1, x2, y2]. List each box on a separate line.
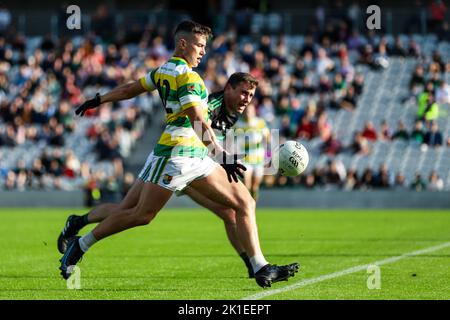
[183, 34, 207, 68]
[228, 82, 256, 114]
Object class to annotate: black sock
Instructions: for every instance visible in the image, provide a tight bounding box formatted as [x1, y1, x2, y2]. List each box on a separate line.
[240, 252, 253, 274]
[73, 214, 89, 230]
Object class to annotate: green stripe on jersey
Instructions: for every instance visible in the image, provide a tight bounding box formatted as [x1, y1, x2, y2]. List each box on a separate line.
[167, 116, 192, 128]
[178, 83, 202, 97]
[169, 58, 188, 66]
[154, 144, 208, 158]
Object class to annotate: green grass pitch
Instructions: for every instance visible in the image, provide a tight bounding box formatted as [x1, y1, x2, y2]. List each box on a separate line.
[0, 208, 449, 300]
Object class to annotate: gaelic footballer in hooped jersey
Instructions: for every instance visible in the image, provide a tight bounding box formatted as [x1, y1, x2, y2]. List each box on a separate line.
[139, 56, 210, 159]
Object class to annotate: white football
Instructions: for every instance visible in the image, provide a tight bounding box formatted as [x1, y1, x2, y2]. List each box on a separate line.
[273, 140, 309, 177]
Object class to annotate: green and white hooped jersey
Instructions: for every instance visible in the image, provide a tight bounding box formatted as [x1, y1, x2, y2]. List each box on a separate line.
[139, 56, 209, 158]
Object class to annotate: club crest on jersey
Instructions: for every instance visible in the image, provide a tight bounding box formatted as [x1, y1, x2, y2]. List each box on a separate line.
[187, 84, 196, 93]
[162, 174, 173, 185]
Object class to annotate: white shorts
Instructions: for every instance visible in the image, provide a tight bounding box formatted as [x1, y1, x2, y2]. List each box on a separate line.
[138, 152, 219, 192]
[244, 163, 264, 178]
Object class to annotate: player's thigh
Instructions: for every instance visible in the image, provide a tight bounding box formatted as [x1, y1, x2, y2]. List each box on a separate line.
[188, 166, 253, 211]
[184, 186, 236, 222]
[133, 181, 173, 218]
[119, 179, 144, 210]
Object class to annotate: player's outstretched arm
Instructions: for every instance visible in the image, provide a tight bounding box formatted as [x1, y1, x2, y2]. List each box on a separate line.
[184, 106, 246, 182]
[75, 80, 147, 116]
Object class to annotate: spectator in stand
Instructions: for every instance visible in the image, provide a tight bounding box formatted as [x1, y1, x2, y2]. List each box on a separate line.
[340, 85, 357, 111]
[321, 133, 342, 155]
[343, 168, 359, 191]
[375, 38, 390, 69]
[296, 114, 315, 140]
[325, 160, 345, 188]
[410, 173, 427, 191]
[407, 39, 422, 58]
[424, 121, 443, 147]
[350, 131, 370, 155]
[421, 93, 440, 124]
[389, 36, 407, 57]
[437, 21, 450, 42]
[416, 81, 435, 118]
[428, 0, 447, 33]
[352, 73, 364, 96]
[428, 171, 444, 191]
[333, 73, 346, 94]
[392, 120, 409, 140]
[4, 171, 16, 190]
[436, 80, 450, 105]
[301, 75, 317, 94]
[360, 168, 375, 190]
[31, 158, 45, 189]
[316, 48, 335, 75]
[359, 44, 387, 70]
[373, 163, 392, 189]
[394, 173, 407, 190]
[409, 65, 426, 95]
[347, 29, 364, 51]
[340, 56, 355, 83]
[312, 167, 326, 187]
[315, 111, 332, 141]
[379, 119, 393, 141]
[318, 74, 332, 94]
[279, 115, 292, 138]
[49, 124, 65, 147]
[302, 172, 315, 189]
[361, 121, 378, 141]
[410, 120, 426, 144]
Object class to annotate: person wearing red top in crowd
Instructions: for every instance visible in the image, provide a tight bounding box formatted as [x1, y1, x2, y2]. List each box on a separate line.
[361, 121, 378, 141]
[429, 0, 447, 32]
[296, 114, 315, 140]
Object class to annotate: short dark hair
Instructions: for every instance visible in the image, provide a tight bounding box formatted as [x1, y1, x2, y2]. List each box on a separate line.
[174, 20, 212, 40]
[226, 72, 259, 89]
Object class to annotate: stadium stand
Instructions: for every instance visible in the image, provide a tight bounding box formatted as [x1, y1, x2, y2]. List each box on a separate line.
[0, 5, 449, 197]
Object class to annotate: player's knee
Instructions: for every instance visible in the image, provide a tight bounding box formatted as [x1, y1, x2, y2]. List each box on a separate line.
[135, 211, 157, 226]
[236, 196, 255, 216]
[218, 208, 237, 225]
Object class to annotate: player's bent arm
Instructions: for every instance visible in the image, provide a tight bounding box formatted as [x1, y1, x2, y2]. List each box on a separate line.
[184, 105, 224, 156]
[100, 80, 148, 104]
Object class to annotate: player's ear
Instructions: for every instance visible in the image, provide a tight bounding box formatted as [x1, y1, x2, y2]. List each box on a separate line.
[178, 38, 187, 50]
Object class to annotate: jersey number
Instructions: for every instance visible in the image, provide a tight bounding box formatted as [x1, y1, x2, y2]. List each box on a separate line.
[156, 79, 173, 114]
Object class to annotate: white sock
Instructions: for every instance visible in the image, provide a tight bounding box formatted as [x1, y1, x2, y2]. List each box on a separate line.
[250, 255, 269, 273]
[79, 232, 97, 252]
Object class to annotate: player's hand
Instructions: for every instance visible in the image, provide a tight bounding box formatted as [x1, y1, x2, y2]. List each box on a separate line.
[219, 151, 247, 183]
[75, 93, 101, 116]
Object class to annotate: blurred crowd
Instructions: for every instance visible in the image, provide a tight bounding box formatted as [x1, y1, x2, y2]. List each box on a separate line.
[262, 159, 445, 192]
[1, 1, 450, 197]
[0, 12, 156, 200]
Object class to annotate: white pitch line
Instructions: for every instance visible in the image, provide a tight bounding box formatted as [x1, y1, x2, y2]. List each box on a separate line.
[242, 241, 450, 300]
